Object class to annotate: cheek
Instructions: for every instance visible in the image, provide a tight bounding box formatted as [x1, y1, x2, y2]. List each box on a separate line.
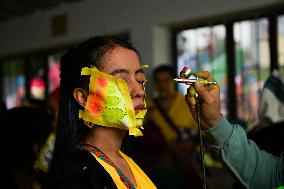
[128, 81, 144, 93]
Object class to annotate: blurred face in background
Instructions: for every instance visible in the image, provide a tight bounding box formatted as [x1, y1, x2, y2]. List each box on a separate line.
[154, 71, 175, 97]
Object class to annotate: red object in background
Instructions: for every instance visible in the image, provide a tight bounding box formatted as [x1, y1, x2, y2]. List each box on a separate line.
[48, 61, 60, 93]
[31, 77, 45, 88]
[30, 77, 45, 99]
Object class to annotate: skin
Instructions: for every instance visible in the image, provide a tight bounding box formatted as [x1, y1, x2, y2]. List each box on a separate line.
[154, 71, 176, 110]
[74, 46, 146, 186]
[154, 71, 172, 96]
[185, 71, 222, 129]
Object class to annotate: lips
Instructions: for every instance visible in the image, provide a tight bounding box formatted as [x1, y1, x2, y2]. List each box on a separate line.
[134, 104, 146, 113]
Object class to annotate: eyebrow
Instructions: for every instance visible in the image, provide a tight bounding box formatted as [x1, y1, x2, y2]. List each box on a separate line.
[110, 68, 144, 76]
[136, 68, 145, 74]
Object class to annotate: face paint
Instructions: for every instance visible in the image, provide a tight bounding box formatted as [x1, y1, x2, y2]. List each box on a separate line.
[79, 66, 147, 137]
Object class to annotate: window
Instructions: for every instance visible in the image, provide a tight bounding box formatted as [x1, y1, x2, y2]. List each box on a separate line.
[278, 15, 284, 75]
[234, 18, 270, 125]
[176, 25, 228, 115]
[175, 10, 284, 126]
[1, 33, 129, 109]
[2, 59, 26, 109]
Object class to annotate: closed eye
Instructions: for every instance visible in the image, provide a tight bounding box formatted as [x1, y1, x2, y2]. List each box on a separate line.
[138, 79, 147, 85]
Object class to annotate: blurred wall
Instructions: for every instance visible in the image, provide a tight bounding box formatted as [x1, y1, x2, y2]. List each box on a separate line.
[0, 0, 282, 82]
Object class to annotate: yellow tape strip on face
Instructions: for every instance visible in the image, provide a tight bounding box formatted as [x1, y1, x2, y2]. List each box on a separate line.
[79, 66, 147, 137]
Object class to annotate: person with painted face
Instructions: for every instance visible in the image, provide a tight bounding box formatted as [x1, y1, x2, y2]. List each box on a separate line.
[149, 65, 197, 143]
[45, 36, 156, 189]
[136, 65, 202, 188]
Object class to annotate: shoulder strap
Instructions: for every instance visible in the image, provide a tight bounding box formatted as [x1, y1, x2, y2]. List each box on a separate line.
[78, 143, 136, 189]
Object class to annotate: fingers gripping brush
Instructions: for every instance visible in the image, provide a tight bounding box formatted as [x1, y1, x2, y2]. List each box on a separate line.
[175, 67, 217, 189]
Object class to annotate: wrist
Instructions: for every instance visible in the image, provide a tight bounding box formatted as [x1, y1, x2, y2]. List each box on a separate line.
[209, 113, 222, 128]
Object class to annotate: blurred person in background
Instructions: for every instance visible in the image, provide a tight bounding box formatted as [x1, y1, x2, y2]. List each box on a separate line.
[148, 65, 197, 144]
[128, 65, 204, 189]
[248, 69, 284, 156]
[0, 107, 53, 189]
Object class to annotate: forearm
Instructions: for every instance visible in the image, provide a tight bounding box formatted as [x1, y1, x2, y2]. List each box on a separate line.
[205, 116, 284, 189]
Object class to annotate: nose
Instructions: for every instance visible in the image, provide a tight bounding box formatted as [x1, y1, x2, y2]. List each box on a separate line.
[129, 79, 145, 99]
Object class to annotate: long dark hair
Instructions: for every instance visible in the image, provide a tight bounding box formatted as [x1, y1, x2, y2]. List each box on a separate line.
[50, 36, 140, 171]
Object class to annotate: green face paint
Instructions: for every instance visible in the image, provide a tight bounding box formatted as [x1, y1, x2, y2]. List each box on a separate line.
[79, 66, 147, 137]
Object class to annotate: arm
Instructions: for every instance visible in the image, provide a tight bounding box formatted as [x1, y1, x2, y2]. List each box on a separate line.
[185, 71, 284, 189]
[205, 116, 284, 189]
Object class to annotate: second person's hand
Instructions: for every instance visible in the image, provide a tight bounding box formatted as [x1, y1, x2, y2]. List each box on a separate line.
[185, 71, 222, 129]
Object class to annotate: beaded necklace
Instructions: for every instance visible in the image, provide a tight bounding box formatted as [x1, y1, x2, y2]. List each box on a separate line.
[78, 143, 136, 189]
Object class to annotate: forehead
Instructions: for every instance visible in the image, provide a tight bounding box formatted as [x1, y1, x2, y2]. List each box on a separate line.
[155, 71, 172, 81]
[100, 46, 141, 74]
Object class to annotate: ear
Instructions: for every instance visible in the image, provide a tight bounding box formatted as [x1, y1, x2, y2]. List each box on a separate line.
[73, 88, 88, 108]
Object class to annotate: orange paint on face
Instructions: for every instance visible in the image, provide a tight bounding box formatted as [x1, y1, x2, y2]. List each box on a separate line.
[96, 76, 108, 88]
[87, 90, 105, 115]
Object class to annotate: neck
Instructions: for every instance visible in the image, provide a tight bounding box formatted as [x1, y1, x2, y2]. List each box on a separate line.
[84, 126, 126, 159]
